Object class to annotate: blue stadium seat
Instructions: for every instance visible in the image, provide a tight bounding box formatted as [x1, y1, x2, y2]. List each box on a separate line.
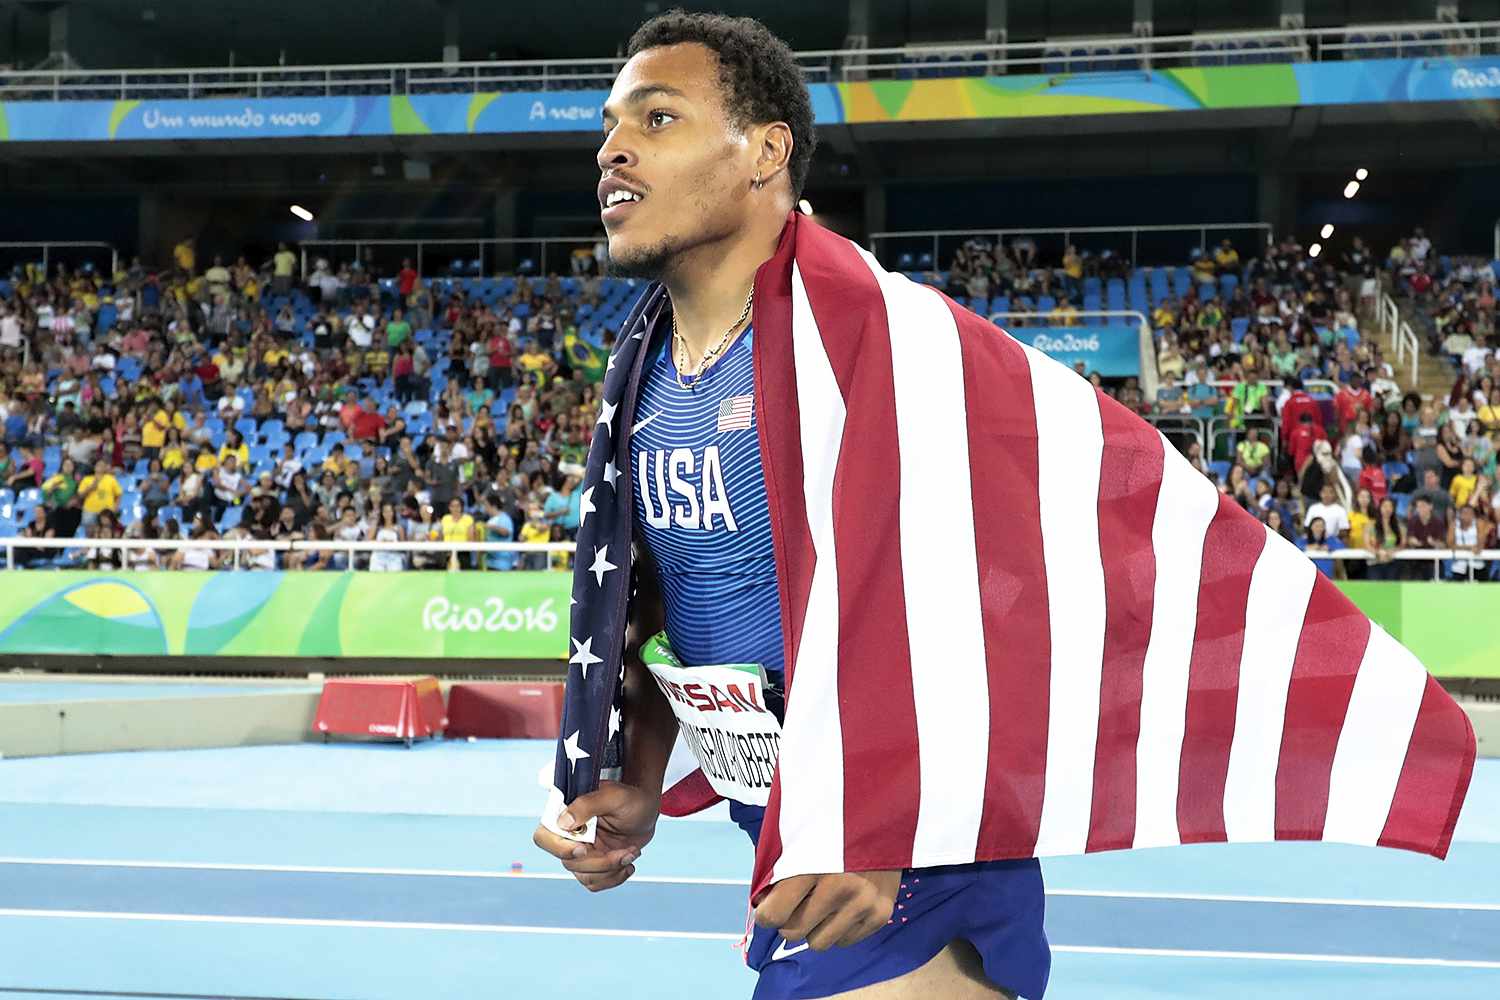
[218, 505, 244, 531]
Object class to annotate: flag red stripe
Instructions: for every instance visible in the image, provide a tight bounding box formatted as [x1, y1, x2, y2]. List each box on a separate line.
[1272, 582, 1368, 839]
[1378, 675, 1477, 859]
[1085, 395, 1164, 853]
[802, 229, 921, 870]
[659, 768, 722, 818]
[955, 314, 1051, 859]
[748, 222, 810, 901]
[1177, 497, 1266, 844]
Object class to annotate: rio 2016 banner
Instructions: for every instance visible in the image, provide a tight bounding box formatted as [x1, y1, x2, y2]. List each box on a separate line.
[1015, 325, 1140, 377]
[2, 57, 1500, 142]
[0, 571, 569, 659]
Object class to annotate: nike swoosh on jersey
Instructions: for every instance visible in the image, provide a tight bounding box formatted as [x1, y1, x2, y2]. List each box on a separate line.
[631, 410, 662, 435]
[771, 939, 810, 962]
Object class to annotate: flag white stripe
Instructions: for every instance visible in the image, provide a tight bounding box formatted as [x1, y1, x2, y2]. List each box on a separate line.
[1133, 438, 1222, 850]
[1023, 345, 1108, 857]
[1323, 626, 1428, 846]
[857, 248, 989, 866]
[1222, 529, 1318, 842]
[771, 261, 847, 881]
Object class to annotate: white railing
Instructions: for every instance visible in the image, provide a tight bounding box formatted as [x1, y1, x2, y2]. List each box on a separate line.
[0, 535, 1488, 581]
[989, 309, 1156, 398]
[0, 20, 1493, 102]
[1378, 289, 1422, 388]
[870, 223, 1273, 272]
[0, 241, 118, 278]
[0, 536, 577, 571]
[298, 237, 601, 283]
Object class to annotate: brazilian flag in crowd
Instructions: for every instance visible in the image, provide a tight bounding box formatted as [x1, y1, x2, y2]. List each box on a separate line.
[564, 330, 607, 384]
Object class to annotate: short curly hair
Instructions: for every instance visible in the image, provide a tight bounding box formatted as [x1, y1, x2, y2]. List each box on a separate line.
[626, 9, 818, 198]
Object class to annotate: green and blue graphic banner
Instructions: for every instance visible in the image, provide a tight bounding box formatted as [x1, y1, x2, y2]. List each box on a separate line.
[0, 571, 569, 659]
[0, 572, 1490, 676]
[2, 57, 1498, 142]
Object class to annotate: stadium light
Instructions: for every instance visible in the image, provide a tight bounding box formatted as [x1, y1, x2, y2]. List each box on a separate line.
[290, 204, 314, 221]
[1320, 224, 1335, 239]
[797, 199, 813, 216]
[1343, 181, 1360, 199]
[1356, 168, 1369, 181]
[1309, 243, 1323, 258]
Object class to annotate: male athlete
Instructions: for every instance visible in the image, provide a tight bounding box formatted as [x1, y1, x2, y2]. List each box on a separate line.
[532, 12, 1047, 998]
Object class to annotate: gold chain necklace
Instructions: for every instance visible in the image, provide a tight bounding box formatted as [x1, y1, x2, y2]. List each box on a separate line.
[671, 283, 754, 391]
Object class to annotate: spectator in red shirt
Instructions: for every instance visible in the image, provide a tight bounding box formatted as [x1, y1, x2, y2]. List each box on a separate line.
[1357, 445, 1388, 503]
[1287, 411, 1329, 476]
[338, 395, 362, 430]
[489, 331, 514, 390]
[350, 399, 387, 441]
[1278, 376, 1323, 451]
[397, 259, 419, 299]
[1333, 374, 1375, 435]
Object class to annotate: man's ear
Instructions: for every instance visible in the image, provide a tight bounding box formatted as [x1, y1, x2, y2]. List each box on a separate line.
[754, 121, 794, 190]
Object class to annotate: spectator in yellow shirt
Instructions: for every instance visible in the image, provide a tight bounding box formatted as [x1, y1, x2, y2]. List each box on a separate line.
[321, 443, 349, 477]
[173, 237, 196, 275]
[1061, 244, 1084, 299]
[1050, 298, 1079, 328]
[141, 400, 185, 458]
[77, 459, 122, 525]
[1192, 250, 1216, 281]
[218, 429, 250, 469]
[1214, 240, 1241, 273]
[440, 497, 477, 570]
[193, 446, 218, 473]
[517, 505, 552, 571]
[1450, 457, 1480, 508]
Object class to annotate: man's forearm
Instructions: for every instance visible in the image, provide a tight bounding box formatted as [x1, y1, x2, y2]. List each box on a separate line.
[620, 654, 678, 796]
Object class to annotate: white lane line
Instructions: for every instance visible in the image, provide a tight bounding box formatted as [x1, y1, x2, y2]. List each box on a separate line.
[2, 858, 1496, 912]
[0, 908, 742, 941]
[1051, 945, 1500, 970]
[0, 910, 1496, 969]
[1045, 888, 1500, 912]
[0, 857, 748, 886]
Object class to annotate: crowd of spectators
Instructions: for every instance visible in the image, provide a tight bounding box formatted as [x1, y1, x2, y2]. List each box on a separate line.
[915, 226, 1499, 581]
[0, 237, 620, 572]
[3, 224, 1498, 581]
[1148, 227, 1497, 581]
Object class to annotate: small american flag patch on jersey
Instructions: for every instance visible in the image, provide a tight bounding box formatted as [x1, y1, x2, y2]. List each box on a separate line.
[717, 394, 754, 432]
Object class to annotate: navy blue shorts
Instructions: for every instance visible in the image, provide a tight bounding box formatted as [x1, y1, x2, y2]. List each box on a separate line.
[731, 802, 1051, 1000]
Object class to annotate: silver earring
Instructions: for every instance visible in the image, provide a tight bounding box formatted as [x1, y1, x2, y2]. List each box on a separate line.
[754, 172, 763, 190]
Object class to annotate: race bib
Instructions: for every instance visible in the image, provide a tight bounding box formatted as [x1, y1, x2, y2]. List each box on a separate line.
[640, 631, 782, 807]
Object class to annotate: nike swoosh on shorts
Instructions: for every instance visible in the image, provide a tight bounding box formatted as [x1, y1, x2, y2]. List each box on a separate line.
[771, 939, 810, 962]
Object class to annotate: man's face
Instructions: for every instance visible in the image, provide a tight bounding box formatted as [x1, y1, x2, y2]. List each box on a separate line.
[597, 44, 759, 279]
[1320, 485, 1335, 505]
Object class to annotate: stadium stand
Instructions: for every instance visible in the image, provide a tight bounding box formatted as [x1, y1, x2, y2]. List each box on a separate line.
[0, 221, 1494, 581]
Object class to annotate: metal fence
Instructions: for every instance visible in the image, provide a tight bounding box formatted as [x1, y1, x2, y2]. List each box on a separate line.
[297, 237, 600, 283]
[0, 20, 1496, 102]
[0, 536, 1490, 582]
[0, 242, 119, 279]
[870, 224, 1274, 274]
[0, 536, 574, 572]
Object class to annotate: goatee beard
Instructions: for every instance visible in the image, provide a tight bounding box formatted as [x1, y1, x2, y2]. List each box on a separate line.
[605, 235, 683, 280]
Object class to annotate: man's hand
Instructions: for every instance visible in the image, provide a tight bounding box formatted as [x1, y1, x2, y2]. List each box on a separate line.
[754, 870, 902, 951]
[532, 781, 660, 893]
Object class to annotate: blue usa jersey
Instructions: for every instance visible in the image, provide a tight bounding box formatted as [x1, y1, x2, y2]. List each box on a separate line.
[631, 324, 785, 692]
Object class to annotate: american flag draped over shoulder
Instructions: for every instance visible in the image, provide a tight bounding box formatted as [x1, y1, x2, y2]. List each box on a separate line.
[545, 211, 1476, 905]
